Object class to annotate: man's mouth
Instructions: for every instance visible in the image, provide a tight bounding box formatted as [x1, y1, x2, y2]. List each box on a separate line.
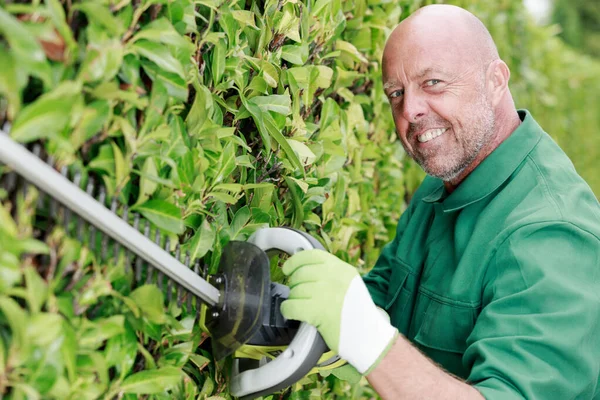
[417, 128, 448, 143]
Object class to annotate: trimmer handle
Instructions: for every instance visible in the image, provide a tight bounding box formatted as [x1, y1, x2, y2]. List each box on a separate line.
[229, 227, 328, 400]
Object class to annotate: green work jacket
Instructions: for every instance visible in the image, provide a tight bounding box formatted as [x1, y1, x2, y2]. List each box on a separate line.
[363, 110, 600, 399]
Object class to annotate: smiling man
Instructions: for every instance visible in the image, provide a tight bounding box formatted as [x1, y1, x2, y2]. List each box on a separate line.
[281, 4, 600, 399]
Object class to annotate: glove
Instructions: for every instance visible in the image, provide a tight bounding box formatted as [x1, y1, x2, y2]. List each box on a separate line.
[280, 249, 399, 375]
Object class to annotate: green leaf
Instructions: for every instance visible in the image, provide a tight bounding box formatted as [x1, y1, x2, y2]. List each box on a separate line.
[136, 157, 159, 206]
[287, 139, 317, 166]
[89, 144, 115, 174]
[212, 39, 226, 85]
[187, 219, 215, 260]
[330, 364, 362, 384]
[131, 40, 185, 79]
[133, 200, 184, 235]
[47, 0, 77, 53]
[0, 50, 23, 119]
[73, 3, 125, 36]
[142, 62, 188, 102]
[243, 97, 304, 174]
[26, 313, 63, 347]
[111, 142, 129, 189]
[10, 81, 82, 143]
[281, 44, 309, 65]
[0, 296, 27, 352]
[79, 39, 124, 83]
[0, 8, 52, 87]
[129, 285, 166, 324]
[24, 266, 47, 314]
[248, 93, 292, 115]
[71, 101, 111, 150]
[229, 206, 250, 240]
[120, 367, 182, 394]
[230, 10, 257, 29]
[132, 18, 193, 52]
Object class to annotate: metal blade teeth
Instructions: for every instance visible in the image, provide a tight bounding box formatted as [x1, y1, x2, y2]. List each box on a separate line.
[1, 144, 210, 315]
[117, 205, 127, 264]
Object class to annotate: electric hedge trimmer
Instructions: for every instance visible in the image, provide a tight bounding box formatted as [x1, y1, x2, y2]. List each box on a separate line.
[0, 130, 343, 399]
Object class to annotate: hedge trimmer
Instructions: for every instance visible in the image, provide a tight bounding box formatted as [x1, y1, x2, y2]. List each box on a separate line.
[0, 131, 343, 399]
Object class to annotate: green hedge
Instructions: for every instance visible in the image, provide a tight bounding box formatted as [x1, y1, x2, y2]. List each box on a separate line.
[0, 0, 598, 399]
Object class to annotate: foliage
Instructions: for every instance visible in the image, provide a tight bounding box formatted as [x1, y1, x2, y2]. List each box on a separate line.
[0, 0, 598, 399]
[552, 0, 600, 58]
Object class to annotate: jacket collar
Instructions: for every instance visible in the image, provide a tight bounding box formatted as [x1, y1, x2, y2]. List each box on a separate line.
[421, 110, 543, 212]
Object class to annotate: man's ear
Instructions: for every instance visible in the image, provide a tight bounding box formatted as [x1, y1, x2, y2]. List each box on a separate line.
[486, 60, 510, 106]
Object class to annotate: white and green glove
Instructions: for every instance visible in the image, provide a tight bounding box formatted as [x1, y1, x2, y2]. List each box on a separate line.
[280, 249, 399, 375]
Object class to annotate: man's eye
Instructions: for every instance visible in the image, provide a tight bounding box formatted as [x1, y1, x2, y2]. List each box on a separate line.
[389, 89, 404, 99]
[425, 79, 441, 86]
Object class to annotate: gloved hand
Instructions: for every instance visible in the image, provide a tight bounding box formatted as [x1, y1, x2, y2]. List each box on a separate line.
[280, 249, 399, 375]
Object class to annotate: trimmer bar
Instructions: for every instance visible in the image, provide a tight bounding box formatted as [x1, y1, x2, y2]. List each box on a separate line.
[0, 131, 341, 399]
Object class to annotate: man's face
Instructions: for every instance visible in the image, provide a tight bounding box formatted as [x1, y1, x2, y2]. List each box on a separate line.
[382, 37, 496, 182]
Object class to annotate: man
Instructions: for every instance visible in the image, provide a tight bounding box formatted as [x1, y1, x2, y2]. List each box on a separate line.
[280, 4, 600, 399]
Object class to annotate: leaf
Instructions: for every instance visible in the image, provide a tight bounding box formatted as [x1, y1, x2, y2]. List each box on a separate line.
[248, 93, 292, 115]
[71, 100, 111, 150]
[212, 39, 226, 85]
[10, 81, 82, 143]
[133, 200, 184, 235]
[111, 142, 129, 189]
[0, 296, 27, 352]
[24, 266, 48, 314]
[79, 39, 124, 83]
[187, 219, 215, 260]
[131, 40, 185, 79]
[132, 18, 193, 52]
[120, 367, 182, 394]
[136, 157, 159, 206]
[0, 8, 52, 87]
[47, 0, 77, 54]
[129, 285, 166, 324]
[335, 40, 368, 63]
[287, 139, 317, 165]
[229, 206, 250, 240]
[89, 144, 115, 174]
[330, 364, 362, 384]
[73, 3, 125, 36]
[281, 44, 308, 65]
[230, 10, 257, 29]
[261, 61, 279, 88]
[0, 50, 23, 119]
[142, 62, 188, 102]
[26, 313, 63, 347]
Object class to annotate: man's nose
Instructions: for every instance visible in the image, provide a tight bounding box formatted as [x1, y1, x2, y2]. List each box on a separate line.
[401, 92, 427, 122]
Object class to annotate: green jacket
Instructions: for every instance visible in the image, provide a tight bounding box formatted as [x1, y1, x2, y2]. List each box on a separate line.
[364, 110, 600, 399]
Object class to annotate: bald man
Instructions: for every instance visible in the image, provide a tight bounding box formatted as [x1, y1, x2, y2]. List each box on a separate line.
[280, 5, 600, 399]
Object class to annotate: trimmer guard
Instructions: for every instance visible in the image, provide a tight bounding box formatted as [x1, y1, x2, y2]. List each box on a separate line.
[205, 241, 271, 360]
[229, 227, 329, 399]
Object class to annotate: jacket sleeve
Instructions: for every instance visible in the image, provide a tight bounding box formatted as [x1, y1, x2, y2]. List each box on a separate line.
[464, 222, 600, 399]
[363, 206, 412, 309]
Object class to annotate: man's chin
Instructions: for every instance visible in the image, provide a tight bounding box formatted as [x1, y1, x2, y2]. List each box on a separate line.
[419, 160, 465, 183]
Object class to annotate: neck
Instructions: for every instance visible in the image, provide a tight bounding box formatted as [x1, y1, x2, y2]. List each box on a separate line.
[444, 108, 521, 193]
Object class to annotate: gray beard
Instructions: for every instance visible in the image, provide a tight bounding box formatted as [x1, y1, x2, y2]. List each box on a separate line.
[415, 99, 496, 183]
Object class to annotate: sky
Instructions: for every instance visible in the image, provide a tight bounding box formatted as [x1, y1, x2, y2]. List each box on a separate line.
[523, 0, 553, 24]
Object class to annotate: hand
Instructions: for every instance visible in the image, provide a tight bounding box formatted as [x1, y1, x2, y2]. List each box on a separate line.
[280, 249, 398, 374]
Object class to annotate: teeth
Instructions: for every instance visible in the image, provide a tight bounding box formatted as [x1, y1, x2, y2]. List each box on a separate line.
[418, 128, 447, 143]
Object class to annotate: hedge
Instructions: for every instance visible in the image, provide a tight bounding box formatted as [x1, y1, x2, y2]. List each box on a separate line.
[0, 0, 598, 399]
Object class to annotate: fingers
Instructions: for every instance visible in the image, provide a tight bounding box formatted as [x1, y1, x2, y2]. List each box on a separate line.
[280, 298, 317, 325]
[282, 249, 330, 276]
[287, 263, 323, 288]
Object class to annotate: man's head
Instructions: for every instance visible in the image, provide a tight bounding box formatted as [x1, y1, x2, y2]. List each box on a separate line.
[382, 5, 517, 186]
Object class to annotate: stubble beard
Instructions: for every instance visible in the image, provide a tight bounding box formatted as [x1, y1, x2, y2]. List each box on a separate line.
[410, 95, 496, 183]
